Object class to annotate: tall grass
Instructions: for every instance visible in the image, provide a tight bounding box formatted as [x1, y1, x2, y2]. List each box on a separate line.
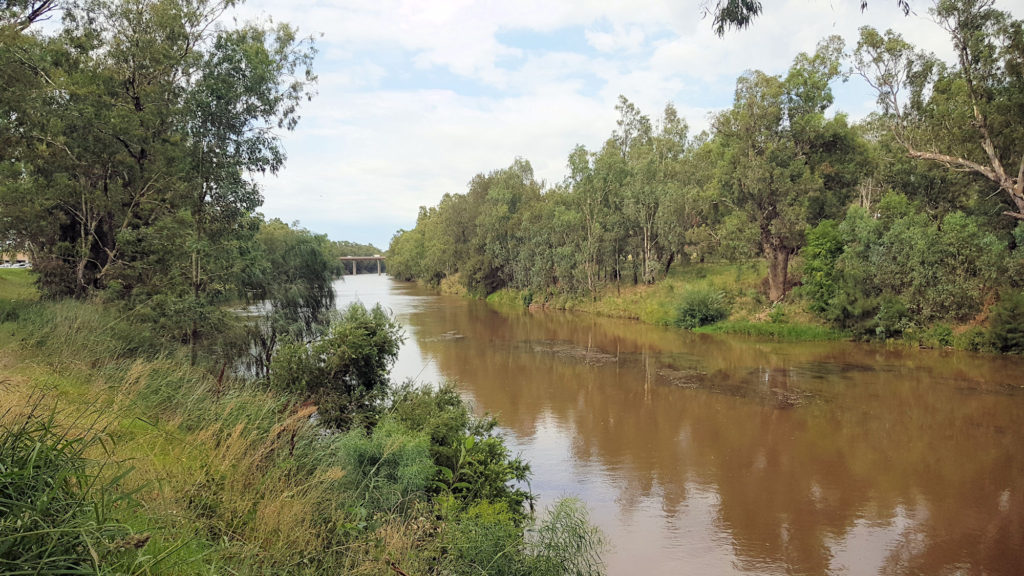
[0, 402, 143, 575]
[1, 298, 607, 575]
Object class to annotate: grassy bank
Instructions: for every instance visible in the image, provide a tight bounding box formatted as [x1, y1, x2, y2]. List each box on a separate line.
[0, 269, 604, 575]
[478, 261, 847, 343]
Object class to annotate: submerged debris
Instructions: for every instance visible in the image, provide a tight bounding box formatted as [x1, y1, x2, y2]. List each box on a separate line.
[657, 368, 708, 388]
[659, 367, 814, 409]
[531, 339, 618, 366]
[425, 330, 465, 342]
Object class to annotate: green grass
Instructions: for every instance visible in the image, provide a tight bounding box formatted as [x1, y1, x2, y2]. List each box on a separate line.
[575, 261, 767, 325]
[0, 268, 38, 301]
[695, 320, 848, 341]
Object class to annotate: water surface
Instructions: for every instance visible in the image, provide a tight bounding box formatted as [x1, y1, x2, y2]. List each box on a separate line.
[334, 274, 1024, 575]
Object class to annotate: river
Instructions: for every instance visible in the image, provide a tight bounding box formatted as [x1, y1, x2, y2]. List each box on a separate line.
[334, 274, 1024, 576]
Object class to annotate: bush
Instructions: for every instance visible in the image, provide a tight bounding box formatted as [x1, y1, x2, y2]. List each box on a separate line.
[333, 418, 435, 516]
[527, 498, 606, 576]
[674, 286, 730, 329]
[989, 291, 1024, 354]
[389, 383, 532, 521]
[873, 296, 912, 340]
[0, 299, 25, 323]
[443, 500, 524, 576]
[799, 219, 844, 314]
[441, 498, 605, 576]
[270, 303, 404, 428]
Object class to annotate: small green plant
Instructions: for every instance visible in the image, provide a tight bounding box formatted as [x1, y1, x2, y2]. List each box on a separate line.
[674, 286, 730, 329]
[989, 291, 1024, 354]
[0, 300, 24, 323]
[768, 303, 788, 324]
[332, 418, 435, 516]
[389, 383, 532, 521]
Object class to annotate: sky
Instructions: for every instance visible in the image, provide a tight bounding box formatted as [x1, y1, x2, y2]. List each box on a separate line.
[235, 0, 1024, 250]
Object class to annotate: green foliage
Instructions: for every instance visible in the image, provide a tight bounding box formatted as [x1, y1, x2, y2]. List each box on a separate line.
[389, 384, 532, 521]
[441, 498, 605, 576]
[799, 219, 844, 314]
[333, 418, 435, 516]
[674, 286, 730, 329]
[16, 299, 165, 364]
[442, 500, 525, 575]
[813, 200, 1007, 338]
[0, 0, 316, 309]
[0, 406, 143, 574]
[0, 299, 24, 324]
[1009, 224, 1024, 288]
[270, 302, 403, 428]
[989, 291, 1024, 354]
[527, 498, 606, 576]
[245, 219, 337, 378]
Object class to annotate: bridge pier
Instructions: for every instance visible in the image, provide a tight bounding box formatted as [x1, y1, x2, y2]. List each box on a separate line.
[339, 255, 385, 276]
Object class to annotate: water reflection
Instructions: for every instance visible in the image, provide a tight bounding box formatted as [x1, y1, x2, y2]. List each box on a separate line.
[336, 275, 1024, 576]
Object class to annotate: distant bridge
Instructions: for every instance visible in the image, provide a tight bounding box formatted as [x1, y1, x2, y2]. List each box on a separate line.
[339, 255, 385, 275]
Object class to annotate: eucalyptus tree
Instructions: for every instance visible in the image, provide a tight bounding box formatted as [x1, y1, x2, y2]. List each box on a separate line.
[853, 0, 1024, 221]
[714, 36, 861, 302]
[464, 158, 542, 295]
[0, 0, 316, 359]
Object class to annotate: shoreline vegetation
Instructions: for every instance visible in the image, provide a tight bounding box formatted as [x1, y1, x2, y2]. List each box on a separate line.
[424, 259, 1012, 352]
[0, 267, 606, 575]
[386, 2, 1024, 357]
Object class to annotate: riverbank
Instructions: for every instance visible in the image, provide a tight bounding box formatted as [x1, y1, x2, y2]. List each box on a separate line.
[0, 269, 604, 575]
[432, 261, 1019, 352]
[475, 261, 848, 343]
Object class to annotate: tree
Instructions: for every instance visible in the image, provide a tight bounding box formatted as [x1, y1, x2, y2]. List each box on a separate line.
[270, 302, 403, 428]
[853, 0, 1024, 221]
[707, 0, 911, 36]
[714, 36, 860, 302]
[0, 0, 315, 301]
[246, 219, 336, 378]
[0, 0, 316, 362]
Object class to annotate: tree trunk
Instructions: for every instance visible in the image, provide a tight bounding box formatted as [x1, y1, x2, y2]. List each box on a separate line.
[766, 247, 790, 303]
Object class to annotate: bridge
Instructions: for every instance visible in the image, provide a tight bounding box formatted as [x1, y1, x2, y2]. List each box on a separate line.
[339, 255, 385, 275]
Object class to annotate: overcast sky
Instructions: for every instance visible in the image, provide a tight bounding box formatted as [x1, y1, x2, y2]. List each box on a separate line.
[236, 0, 1024, 249]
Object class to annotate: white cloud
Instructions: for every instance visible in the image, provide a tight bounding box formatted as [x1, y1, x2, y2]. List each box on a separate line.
[238, 0, 1023, 247]
[585, 24, 646, 53]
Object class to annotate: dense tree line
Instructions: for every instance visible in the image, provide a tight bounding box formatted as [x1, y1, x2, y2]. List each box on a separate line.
[0, 0, 337, 359]
[389, 0, 1024, 349]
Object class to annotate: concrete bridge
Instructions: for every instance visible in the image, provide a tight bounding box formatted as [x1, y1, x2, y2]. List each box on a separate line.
[339, 255, 385, 275]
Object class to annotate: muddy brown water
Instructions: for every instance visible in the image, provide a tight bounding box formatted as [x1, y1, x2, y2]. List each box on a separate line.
[335, 274, 1024, 575]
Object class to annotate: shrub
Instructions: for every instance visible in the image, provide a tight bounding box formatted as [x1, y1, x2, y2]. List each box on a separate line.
[443, 500, 524, 576]
[0, 299, 24, 323]
[953, 326, 993, 353]
[441, 498, 605, 576]
[389, 383, 532, 520]
[270, 302, 404, 428]
[674, 286, 730, 329]
[989, 291, 1024, 354]
[873, 296, 911, 339]
[799, 219, 844, 314]
[527, 498, 606, 576]
[332, 418, 435, 516]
